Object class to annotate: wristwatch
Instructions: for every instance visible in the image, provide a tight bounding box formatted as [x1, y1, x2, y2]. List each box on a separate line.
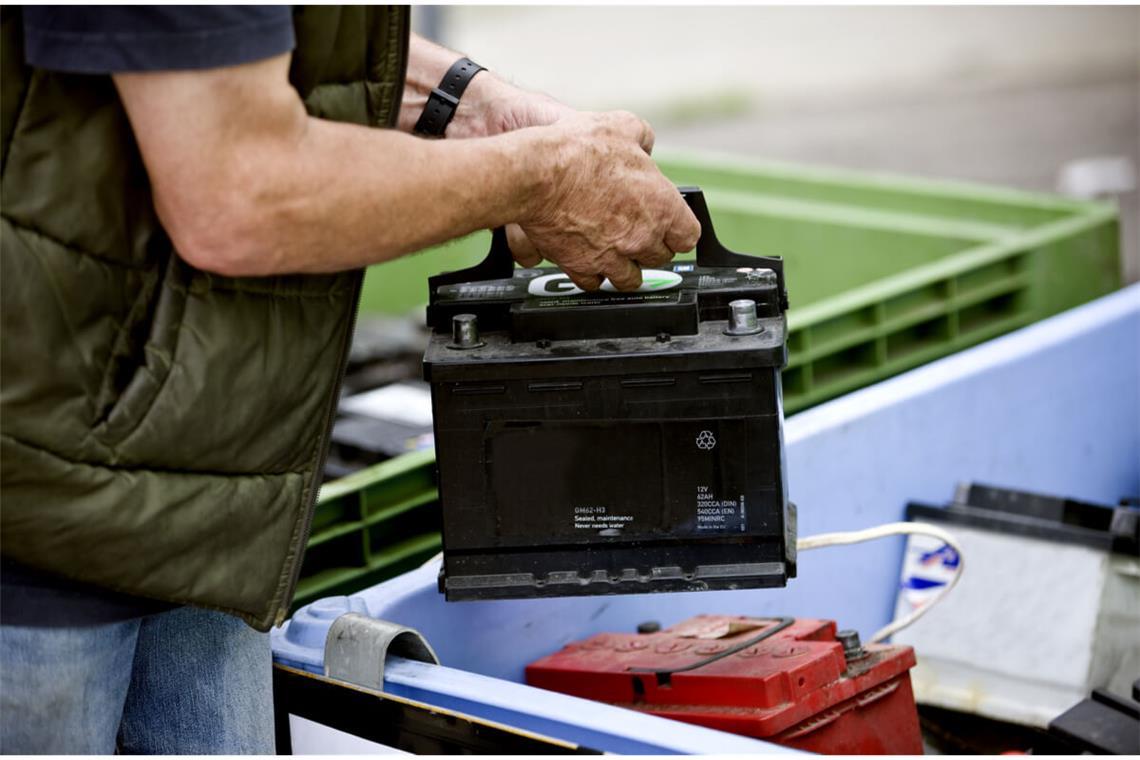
[413, 57, 486, 138]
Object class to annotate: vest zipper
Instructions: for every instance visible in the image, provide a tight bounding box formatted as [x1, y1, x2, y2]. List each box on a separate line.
[274, 273, 365, 627]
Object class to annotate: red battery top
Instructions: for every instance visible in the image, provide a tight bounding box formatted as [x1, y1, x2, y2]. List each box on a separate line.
[525, 615, 922, 754]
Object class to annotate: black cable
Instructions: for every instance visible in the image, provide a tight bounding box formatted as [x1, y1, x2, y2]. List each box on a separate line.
[629, 616, 795, 685]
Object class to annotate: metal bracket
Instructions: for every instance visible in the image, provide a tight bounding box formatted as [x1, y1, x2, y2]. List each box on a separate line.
[324, 612, 440, 692]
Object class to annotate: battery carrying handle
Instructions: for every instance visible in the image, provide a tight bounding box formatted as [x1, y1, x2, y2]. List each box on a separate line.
[427, 187, 789, 310]
[679, 186, 789, 310]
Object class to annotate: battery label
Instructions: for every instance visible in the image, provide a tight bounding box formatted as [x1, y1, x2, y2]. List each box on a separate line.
[526, 270, 682, 297]
[895, 533, 959, 616]
[572, 506, 636, 532]
[696, 486, 747, 532]
[526, 292, 680, 309]
[435, 266, 772, 305]
[443, 281, 528, 299]
[486, 418, 774, 542]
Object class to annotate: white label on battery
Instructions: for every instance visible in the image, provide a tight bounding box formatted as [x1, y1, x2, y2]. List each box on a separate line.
[695, 485, 745, 531]
[527, 270, 682, 297]
[572, 505, 635, 531]
[897, 533, 960, 614]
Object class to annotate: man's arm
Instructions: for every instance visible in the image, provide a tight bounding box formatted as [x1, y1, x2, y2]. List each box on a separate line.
[397, 34, 584, 267]
[397, 33, 574, 138]
[114, 53, 697, 290]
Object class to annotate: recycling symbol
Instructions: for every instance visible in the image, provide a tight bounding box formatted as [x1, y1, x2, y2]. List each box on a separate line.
[695, 430, 717, 450]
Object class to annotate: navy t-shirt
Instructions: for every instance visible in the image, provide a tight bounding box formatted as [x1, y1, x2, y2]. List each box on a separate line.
[22, 5, 295, 73]
[2, 6, 297, 628]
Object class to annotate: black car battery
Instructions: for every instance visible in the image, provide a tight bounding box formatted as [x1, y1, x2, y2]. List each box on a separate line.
[423, 188, 795, 601]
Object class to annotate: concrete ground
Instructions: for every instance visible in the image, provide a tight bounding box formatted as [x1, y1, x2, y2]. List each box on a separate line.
[420, 6, 1140, 282]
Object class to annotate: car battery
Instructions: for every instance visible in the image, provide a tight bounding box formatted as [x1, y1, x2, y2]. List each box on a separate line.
[525, 614, 924, 754]
[423, 188, 795, 601]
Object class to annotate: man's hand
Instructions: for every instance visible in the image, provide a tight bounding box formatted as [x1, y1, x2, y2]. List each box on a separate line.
[113, 52, 698, 289]
[449, 72, 575, 138]
[517, 112, 700, 291]
[395, 33, 698, 286]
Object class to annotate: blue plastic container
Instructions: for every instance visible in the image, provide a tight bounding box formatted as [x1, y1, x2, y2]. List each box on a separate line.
[273, 284, 1139, 750]
[274, 596, 790, 753]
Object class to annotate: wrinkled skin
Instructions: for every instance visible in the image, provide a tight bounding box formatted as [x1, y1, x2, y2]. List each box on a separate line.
[516, 111, 699, 291]
[450, 74, 700, 291]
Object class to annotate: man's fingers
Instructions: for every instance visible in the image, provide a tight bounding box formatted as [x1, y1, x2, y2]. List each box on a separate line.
[605, 257, 643, 292]
[566, 270, 605, 291]
[507, 224, 543, 267]
[613, 110, 655, 155]
[639, 121, 655, 155]
[663, 201, 701, 254]
[634, 238, 675, 269]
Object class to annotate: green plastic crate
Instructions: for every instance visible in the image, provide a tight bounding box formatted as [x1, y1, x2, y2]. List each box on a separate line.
[300, 154, 1120, 604]
[359, 150, 1119, 412]
[659, 151, 1120, 408]
[293, 449, 440, 611]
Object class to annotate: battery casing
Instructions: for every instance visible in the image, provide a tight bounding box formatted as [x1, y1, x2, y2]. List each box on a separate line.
[525, 615, 924, 754]
[424, 188, 795, 601]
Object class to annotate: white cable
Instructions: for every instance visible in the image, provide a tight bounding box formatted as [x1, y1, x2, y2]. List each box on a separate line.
[797, 521, 965, 644]
[422, 522, 961, 644]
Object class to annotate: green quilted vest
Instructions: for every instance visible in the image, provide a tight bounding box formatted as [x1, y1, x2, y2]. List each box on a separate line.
[0, 6, 409, 630]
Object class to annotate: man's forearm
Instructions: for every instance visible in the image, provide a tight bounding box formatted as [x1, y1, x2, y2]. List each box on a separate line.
[118, 54, 552, 277]
[164, 118, 549, 277]
[117, 51, 698, 289]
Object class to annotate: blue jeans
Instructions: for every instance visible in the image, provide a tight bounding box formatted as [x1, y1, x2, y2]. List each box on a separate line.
[0, 606, 274, 754]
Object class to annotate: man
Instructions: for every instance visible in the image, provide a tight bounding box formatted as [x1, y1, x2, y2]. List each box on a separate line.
[0, 6, 699, 754]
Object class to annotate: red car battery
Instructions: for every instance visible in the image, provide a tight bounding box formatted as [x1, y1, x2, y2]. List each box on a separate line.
[525, 615, 923, 754]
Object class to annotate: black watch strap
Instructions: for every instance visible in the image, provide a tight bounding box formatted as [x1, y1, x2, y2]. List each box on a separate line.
[413, 57, 486, 138]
